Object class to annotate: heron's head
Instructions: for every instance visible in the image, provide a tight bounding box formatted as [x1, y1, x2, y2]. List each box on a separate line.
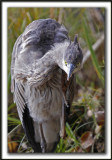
[63, 35, 83, 80]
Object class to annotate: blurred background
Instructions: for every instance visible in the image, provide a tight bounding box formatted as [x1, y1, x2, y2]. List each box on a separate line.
[8, 8, 105, 153]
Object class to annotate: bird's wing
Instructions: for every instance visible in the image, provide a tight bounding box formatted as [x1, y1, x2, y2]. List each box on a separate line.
[11, 33, 42, 152]
[11, 33, 26, 120]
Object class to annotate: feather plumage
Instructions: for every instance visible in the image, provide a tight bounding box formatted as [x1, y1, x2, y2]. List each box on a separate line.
[11, 18, 82, 152]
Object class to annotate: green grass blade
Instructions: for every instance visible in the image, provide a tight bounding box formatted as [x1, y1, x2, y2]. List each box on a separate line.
[8, 103, 16, 111]
[66, 122, 79, 146]
[8, 117, 21, 125]
[8, 72, 11, 93]
[83, 19, 104, 86]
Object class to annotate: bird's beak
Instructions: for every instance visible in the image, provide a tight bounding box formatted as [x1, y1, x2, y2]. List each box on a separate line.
[67, 64, 75, 81]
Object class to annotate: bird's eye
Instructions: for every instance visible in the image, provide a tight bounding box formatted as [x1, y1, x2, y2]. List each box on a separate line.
[64, 60, 67, 66]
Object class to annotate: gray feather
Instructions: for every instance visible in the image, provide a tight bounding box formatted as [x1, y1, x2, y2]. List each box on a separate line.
[11, 18, 79, 152]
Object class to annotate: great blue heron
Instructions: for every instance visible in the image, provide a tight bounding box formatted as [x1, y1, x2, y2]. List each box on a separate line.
[11, 18, 83, 153]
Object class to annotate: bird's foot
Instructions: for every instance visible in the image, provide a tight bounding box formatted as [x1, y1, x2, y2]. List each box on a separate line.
[60, 127, 66, 139]
[39, 123, 46, 153]
[41, 141, 46, 153]
[60, 98, 66, 139]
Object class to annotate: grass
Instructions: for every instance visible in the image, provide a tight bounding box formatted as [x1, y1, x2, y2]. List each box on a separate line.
[83, 19, 104, 86]
[8, 8, 105, 153]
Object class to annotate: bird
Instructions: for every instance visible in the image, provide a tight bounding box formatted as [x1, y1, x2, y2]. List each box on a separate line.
[11, 18, 83, 153]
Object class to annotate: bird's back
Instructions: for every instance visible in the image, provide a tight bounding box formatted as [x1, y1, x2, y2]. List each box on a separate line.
[21, 18, 69, 55]
[11, 18, 69, 89]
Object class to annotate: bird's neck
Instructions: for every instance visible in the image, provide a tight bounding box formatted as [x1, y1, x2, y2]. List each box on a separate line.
[51, 40, 70, 69]
[27, 41, 70, 87]
[39, 40, 70, 70]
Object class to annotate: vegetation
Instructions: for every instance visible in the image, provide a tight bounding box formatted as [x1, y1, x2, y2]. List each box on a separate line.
[8, 8, 105, 153]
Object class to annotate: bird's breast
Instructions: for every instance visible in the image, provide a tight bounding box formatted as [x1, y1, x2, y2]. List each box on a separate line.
[25, 69, 63, 123]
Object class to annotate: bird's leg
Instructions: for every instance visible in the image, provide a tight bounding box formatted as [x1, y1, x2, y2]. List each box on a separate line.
[60, 98, 66, 139]
[39, 123, 46, 153]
